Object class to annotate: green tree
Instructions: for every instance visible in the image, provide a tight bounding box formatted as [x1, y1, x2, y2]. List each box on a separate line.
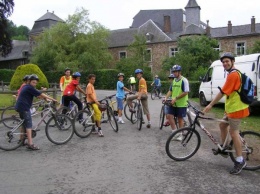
[0, 0, 14, 57]
[30, 8, 112, 72]
[248, 40, 260, 53]
[6, 20, 29, 40]
[162, 35, 219, 80]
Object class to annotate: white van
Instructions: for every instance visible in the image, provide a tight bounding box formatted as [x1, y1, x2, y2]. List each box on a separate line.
[199, 53, 260, 109]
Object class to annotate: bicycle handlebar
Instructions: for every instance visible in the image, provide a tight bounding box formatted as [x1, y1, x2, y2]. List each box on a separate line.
[187, 101, 204, 116]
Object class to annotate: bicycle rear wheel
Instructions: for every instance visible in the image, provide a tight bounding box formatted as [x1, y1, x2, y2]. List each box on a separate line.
[165, 127, 201, 161]
[74, 110, 94, 138]
[107, 107, 119, 132]
[0, 117, 24, 151]
[159, 105, 165, 130]
[229, 131, 260, 171]
[1, 106, 20, 126]
[56, 106, 76, 119]
[45, 114, 74, 145]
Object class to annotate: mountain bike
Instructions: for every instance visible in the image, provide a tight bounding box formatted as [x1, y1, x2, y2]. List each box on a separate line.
[165, 101, 260, 171]
[123, 93, 137, 121]
[151, 86, 161, 100]
[159, 99, 192, 130]
[130, 99, 143, 130]
[0, 101, 75, 151]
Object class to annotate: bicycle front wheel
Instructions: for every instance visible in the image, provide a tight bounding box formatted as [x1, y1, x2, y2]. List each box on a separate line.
[159, 105, 165, 130]
[151, 89, 156, 100]
[45, 114, 74, 145]
[165, 127, 201, 161]
[107, 107, 119, 132]
[0, 117, 24, 151]
[74, 110, 94, 138]
[229, 131, 260, 171]
[136, 105, 143, 131]
[124, 101, 137, 121]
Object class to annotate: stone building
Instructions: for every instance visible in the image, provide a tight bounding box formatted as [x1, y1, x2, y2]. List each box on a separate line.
[108, 0, 260, 73]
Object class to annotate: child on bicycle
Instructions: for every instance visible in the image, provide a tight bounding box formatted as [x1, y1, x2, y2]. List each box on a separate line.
[15, 74, 57, 150]
[63, 72, 86, 122]
[116, 73, 131, 124]
[127, 69, 151, 128]
[86, 74, 104, 137]
[151, 75, 162, 98]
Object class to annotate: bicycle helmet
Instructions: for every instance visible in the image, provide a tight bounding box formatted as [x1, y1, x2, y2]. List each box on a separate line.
[98, 103, 107, 111]
[64, 67, 71, 72]
[220, 52, 235, 62]
[117, 73, 125, 77]
[72, 72, 81, 78]
[135, 69, 143, 74]
[28, 74, 39, 81]
[171, 65, 182, 72]
[168, 74, 175, 79]
[22, 75, 30, 81]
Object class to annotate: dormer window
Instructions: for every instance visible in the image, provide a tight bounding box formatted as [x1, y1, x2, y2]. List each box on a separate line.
[146, 33, 153, 42]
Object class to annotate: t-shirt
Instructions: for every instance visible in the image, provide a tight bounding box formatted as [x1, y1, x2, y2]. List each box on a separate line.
[60, 76, 72, 91]
[138, 77, 147, 94]
[116, 81, 125, 99]
[169, 77, 189, 92]
[63, 79, 78, 96]
[86, 83, 97, 103]
[15, 85, 41, 112]
[221, 70, 249, 118]
[154, 78, 161, 87]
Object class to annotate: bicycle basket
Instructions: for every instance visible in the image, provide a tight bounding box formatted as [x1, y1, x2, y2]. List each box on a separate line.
[98, 103, 107, 111]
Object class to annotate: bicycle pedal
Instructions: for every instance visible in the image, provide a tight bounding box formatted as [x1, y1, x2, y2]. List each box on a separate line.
[212, 148, 219, 155]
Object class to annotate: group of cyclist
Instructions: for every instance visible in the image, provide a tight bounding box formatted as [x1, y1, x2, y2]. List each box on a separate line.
[13, 52, 249, 175]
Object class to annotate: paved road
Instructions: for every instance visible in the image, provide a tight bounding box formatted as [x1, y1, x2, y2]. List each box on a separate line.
[0, 90, 259, 194]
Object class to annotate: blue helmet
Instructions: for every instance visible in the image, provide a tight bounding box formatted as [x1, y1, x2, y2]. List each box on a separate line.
[171, 65, 182, 72]
[135, 69, 143, 74]
[72, 72, 81, 78]
[168, 74, 175, 79]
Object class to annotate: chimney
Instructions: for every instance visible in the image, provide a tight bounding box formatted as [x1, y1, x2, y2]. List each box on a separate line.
[251, 16, 256, 33]
[164, 15, 171, 33]
[228, 21, 232, 35]
[206, 20, 211, 36]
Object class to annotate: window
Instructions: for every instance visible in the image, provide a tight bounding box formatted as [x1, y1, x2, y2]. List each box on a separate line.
[119, 51, 127, 59]
[214, 44, 220, 51]
[169, 47, 178, 57]
[145, 49, 152, 62]
[236, 42, 246, 56]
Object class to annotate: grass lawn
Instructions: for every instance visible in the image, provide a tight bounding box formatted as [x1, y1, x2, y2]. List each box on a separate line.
[0, 94, 16, 108]
[191, 98, 260, 133]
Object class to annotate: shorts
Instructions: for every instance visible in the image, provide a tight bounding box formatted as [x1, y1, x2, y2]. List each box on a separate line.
[116, 97, 124, 110]
[167, 106, 187, 118]
[18, 111, 32, 129]
[164, 104, 170, 114]
[222, 114, 241, 130]
[127, 94, 150, 115]
[91, 103, 101, 122]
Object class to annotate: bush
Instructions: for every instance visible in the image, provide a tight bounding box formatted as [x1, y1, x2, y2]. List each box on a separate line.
[189, 81, 200, 98]
[0, 69, 15, 82]
[10, 64, 49, 90]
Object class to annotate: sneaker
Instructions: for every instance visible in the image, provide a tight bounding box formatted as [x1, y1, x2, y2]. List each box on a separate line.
[129, 108, 136, 113]
[164, 121, 170, 126]
[146, 123, 151, 128]
[172, 133, 183, 141]
[98, 130, 104, 137]
[230, 160, 247, 175]
[26, 144, 40, 151]
[118, 120, 125, 124]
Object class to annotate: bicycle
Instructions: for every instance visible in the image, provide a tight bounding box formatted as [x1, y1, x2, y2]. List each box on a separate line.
[165, 101, 260, 171]
[130, 99, 143, 130]
[0, 101, 75, 151]
[151, 86, 161, 100]
[123, 92, 138, 121]
[73, 96, 119, 138]
[159, 99, 192, 130]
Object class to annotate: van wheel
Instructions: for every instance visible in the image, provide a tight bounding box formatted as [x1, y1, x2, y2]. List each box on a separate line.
[199, 92, 208, 106]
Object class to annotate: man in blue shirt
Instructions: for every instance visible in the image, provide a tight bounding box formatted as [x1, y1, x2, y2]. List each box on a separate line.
[151, 75, 162, 97]
[15, 74, 57, 150]
[116, 73, 131, 124]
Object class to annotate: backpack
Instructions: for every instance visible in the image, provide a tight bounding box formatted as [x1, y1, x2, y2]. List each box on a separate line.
[232, 69, 255, 104]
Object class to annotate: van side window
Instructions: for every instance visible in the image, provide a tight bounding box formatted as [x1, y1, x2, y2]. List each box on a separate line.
[204, 68, 213, 82]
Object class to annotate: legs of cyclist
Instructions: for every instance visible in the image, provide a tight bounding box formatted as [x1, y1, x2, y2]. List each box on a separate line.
[140, 95, 151, 128]
[91, 103, 103, 137]
[63, 95, 83, 119]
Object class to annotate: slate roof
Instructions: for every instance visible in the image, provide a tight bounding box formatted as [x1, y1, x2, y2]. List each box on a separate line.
[29, 11, 64, 35]
[131, 9, 184, 33]
[182, 24, 206, 36]
[185, 0, 200, 8]
[0, 40, 29, 61]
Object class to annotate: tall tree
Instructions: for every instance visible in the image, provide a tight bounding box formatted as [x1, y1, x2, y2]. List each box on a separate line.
[30, 8, 112, 72]
[248, 40, 260, 54]
[0, 0, 14, 57]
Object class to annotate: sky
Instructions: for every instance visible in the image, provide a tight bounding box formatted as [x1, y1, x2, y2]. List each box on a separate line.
[9, 0, 260, 30]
